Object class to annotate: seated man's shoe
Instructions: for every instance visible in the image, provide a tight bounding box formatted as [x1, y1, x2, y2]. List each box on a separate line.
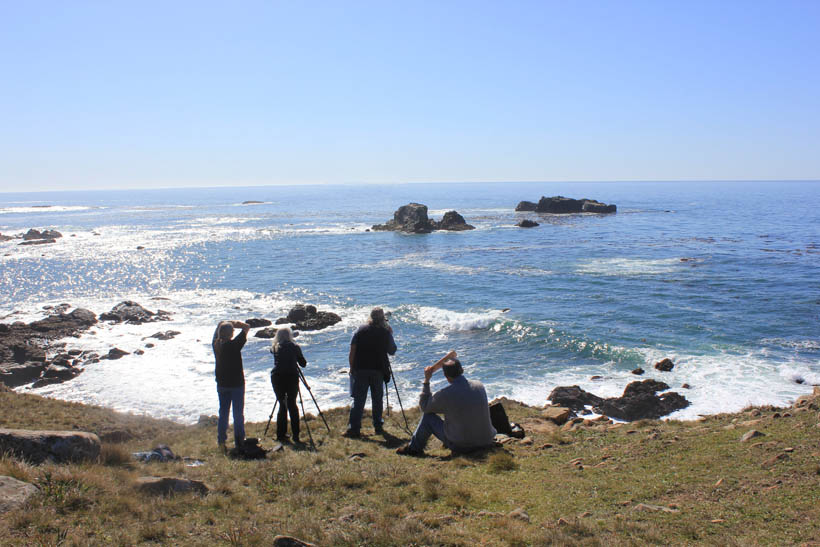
[341, 429, 361, 439]
[396, 443, 423, 457]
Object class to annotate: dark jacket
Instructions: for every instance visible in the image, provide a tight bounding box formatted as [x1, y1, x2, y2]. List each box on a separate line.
[351, 324, 397, 371]
[213, 328, 247, 388]
[271, 341, 307, 376]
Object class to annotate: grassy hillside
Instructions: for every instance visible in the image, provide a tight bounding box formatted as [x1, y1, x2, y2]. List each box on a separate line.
[1, 388, 819, 545]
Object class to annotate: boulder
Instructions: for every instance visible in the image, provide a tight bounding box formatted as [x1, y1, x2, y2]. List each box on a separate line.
[100, 348, 129, 360]
[246, 318, 272, 328]
[0, 476, 39, 513]
[432, 211, 475, 231]
[277, 305, 341, 331]
[594, 380, 690, 421]
[19, 239, 56, 246]
[0, 362, 48, 388]
[22, 228, 62, 241]
[654, 358, 675, 372]
[372, 203, 435, 233]
[273, 536, 317, 547]
[147, 330, 181, 341]
[254, 327, 278, 339]
[542, 406, 572, 425]
[135, 476, 209, 496]
[582, 200, 617, 213]
[100, 301, 171, 324]
[547, 386, 603, 410]
[0, 233, 13, 242]
[30, 364, 83, 388]
[740, 430, 765, 442]
[516, 219, 539, 228]
[515, 201, 537, 212]
[0, 429, 101, 464]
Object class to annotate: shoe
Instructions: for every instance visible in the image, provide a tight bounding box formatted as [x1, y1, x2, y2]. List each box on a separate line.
[396, 443, 423, 457]
[276, 436, 290, 444]
[341, 429, 361, 439]
[374, 425, 384, 435]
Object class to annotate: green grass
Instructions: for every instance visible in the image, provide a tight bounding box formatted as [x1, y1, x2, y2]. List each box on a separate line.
[1, 390, 819, 545]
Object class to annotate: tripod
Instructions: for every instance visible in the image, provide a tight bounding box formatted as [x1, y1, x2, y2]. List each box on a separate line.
[389, 366, 411, 434]
[264, 369, 331, 440]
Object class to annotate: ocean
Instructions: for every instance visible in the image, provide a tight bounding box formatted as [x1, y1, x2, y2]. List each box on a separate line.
[1, 181, 818, 424]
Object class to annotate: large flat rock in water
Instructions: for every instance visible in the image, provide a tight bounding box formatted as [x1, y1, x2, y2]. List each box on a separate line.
[0, 475, 39, 513]
[0, 429, 101, 464]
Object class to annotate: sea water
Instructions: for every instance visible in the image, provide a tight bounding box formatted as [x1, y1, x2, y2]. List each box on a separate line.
[1, 181, 818, 423]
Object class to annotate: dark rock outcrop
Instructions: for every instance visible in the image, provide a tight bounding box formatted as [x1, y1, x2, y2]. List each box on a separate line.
[547, 386, 604, 410]
[0, 233, 13, 242]
[19, 239, 56, 246]
[517, 196, 617, 214]
[246, 318, 272, 328]
[549, 379, 690, 421]
[147, 331, 181, 341]
[254, 327, 278, 339]
[515, 201, 538, 212]
[372, 203, 474, 233]
[276, 304, 341, 331]
[100, 348, 129, 360]
[0, 429, 101, 464]
[22, 229, 62, 241]
[431, 211, 475, 231]
[517, 219, 539, 228]
[1, 308, 97, 388]
[100, 301, 171, 324]
[632, 367, 645, 375]
[593, 380, 690, 421]
[654, 358, 675, 372]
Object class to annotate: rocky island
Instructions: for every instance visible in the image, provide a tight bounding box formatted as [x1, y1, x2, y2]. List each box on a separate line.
[516, 196, 617, 214]
[372, 203, 475, 233]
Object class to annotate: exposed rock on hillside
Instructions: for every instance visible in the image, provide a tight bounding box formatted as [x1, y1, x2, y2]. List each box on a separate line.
[0, 429, 101, 464]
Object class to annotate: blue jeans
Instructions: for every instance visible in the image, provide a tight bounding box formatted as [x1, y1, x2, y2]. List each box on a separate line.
[348, 369, 384, 433]
[408, 413, 448, 453]
[217, 385, 246, 445]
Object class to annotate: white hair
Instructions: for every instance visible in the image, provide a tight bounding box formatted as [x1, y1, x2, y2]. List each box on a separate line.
[271, 327, 293, 353]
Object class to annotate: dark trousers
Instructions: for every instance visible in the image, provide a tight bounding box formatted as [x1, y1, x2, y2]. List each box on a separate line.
[348, 369, 384, 433]
[271, 373, 300, 441]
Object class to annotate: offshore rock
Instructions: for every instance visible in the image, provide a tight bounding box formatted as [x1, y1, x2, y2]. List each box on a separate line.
[519, 196, 617, 214]
[22, 228, 63, 241]
[147, 330, 181, 341]
[100, 301, 171, 324]
[517, 219, 539, 228]
[0, 429, 101, 464]
[372, 202, 434, 233]
[654, 358, 675, 372]
[277, 305, 341, 331]
[246, 318, 272, 328]
[515, 201, 538, 212]
[0, 233, 13, 242]
[254, 327, 278, 339]
[594, 380, 690, 421]
[372, 203, 474, 233]
[19, 239, 56, 246]
[431, 211, 475, 231]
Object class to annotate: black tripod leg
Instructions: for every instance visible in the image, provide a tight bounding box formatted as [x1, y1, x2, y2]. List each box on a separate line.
[390, 369, 411, 434]
[298, 369, 331, 433]
[263, 399, 278, 438]
[297, 385, 316, 451]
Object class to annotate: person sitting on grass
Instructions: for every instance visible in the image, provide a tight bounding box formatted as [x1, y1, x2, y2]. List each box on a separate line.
[397, 350, 496, 456]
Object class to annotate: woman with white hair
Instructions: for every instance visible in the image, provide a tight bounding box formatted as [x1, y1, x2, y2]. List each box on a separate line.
[212, 320, 250, 451]
[270, 327, 307, 443]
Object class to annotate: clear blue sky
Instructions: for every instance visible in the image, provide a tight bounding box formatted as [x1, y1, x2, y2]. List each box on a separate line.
[1, 0, 819, 191]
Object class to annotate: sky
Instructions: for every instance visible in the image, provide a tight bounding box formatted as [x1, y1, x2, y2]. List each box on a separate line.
[1, 0, 819, 192]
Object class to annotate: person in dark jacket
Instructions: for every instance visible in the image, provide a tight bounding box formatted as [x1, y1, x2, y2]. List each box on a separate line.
[343, 307, 397, 437]
[213, 320, 250, 450]
[269, 327, 307, 443]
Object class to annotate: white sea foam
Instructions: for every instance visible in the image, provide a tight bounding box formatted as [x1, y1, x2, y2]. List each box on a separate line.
[576, 257, 685, 276]
[405, 305, 502, 333]
[371, 254, 484, 275]
[0, 205, 96, 215]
